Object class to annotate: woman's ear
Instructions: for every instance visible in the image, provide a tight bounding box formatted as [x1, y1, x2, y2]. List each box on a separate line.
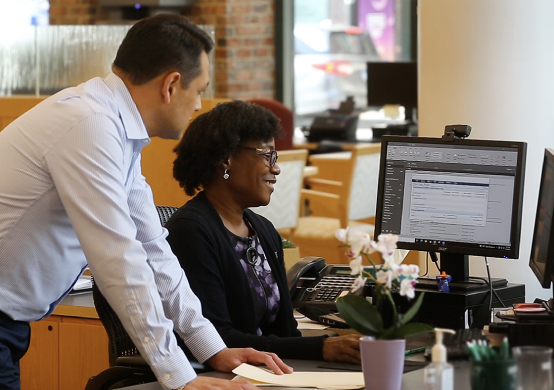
[221, 158, 231, 170]
[220, 159, 232, 180]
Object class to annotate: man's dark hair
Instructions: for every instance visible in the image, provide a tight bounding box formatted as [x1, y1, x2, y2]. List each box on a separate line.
[173, 100, 282, 196]
[113, 14, 214, 87]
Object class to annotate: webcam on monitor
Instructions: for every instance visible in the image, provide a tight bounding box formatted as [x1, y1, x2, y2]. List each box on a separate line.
[442, 124, 472, 141]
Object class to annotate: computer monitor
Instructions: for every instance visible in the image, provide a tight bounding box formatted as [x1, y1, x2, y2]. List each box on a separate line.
[366, 62, 418, 122]
[374, 135, 527, 291]
[529, 148, 554, 311]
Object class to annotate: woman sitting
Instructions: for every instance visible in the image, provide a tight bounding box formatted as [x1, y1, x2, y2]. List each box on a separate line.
[165, 100, 361, 363]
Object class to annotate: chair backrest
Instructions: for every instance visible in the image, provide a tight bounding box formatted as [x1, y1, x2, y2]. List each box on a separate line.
[250, 149, 308, 231]
[346, 144, 381, 221]
[92, 205, 179, 366]
[157, 205, 179, 226]
[247, 98, 294, 150]
[304, 144, 381, 227]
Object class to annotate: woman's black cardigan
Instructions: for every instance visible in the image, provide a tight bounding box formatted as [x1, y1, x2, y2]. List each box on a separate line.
[165, 192, 325, 360]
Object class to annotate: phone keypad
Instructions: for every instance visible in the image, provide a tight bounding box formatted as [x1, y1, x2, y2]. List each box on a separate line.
[307, 275, 357, 302]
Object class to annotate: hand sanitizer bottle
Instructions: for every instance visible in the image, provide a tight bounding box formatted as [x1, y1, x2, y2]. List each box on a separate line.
[424, 328, 455, 390]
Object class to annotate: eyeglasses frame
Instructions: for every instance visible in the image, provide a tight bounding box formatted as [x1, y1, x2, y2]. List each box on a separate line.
[240, 146, 279, 167]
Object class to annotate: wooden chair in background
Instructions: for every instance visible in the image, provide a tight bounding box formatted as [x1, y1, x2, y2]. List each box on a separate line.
[289, 144, 382, 264]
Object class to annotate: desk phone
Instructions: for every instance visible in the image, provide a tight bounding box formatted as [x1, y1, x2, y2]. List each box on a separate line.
[287, 257, 373, 321]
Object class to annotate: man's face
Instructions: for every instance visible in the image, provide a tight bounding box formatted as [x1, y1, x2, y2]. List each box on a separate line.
[158, 51, 210, 140]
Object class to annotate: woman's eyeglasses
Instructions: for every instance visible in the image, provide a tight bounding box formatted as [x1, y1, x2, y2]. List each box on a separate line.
[240, 147, 278, 167]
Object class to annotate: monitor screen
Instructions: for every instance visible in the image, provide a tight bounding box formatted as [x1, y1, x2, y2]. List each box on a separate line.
[366, 62, 417, 120]
[374, 135, 527, 288]
[529, 148, 554, 289]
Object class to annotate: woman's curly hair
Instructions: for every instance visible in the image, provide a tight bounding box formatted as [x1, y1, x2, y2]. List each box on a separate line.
[173, 100, 282, 196]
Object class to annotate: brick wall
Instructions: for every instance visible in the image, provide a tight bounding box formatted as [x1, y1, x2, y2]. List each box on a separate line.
[47, 0, 276, 100]
[49, 0, 107, 25]
[186, 0, 276, 100]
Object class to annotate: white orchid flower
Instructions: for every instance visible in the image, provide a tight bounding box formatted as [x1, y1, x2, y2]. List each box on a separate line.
[400, 278, 416, 298]
[378, 233, 399, 247]
[376, 269, 393, 289]
[397, 264, 419, 279]
[335, 228, 421, 301]
[348, 234, 372, 257]
[349, 256, 363, 275]
[372, 234, 398, 260]
[351, 275, 367, 293]
[335, 228, 348, 243]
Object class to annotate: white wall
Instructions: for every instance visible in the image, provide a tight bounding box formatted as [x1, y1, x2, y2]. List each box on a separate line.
[418, 0, 554, 302]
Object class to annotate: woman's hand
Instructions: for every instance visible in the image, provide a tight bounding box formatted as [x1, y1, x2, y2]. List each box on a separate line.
[322, 334, 361, 364]
[206, 348, 293, 374]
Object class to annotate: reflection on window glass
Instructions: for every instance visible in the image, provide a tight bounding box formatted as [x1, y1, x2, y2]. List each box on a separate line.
[293, 0, 415, 124]
[0, 0, 49, 27]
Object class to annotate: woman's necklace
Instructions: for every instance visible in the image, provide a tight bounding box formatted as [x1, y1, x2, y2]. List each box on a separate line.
[246, 237, 258, 266]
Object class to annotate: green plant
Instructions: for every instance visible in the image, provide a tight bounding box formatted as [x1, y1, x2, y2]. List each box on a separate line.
[281, 236, 296, 249]
[334, 228, 433, 340]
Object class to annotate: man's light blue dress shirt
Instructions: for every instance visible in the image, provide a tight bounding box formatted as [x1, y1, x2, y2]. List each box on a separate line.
[0, 73, 225, 389]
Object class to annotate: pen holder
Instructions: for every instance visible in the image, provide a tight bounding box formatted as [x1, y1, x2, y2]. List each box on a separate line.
[470, 359, 517, 390]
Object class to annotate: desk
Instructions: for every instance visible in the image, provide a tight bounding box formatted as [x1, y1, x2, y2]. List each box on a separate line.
[119, 359, 473, 390]
[19, 293, 109, 390]
[409, 283, 526, 330]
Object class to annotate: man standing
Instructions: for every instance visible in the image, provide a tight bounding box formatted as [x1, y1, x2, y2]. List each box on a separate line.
[0, 14, 291, 390]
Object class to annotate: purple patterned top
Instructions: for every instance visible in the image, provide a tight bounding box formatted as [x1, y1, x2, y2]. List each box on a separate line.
[229, 228, 281, 336]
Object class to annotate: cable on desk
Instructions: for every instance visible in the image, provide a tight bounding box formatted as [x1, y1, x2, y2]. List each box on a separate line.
[421, 252, 430, 277]
[469, 257, 507, 311]
[421, 252, 441, 278]
[429, 251, 441, 273]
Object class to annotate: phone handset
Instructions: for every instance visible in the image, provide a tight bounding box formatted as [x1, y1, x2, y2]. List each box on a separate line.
[286, 256, 326, 295]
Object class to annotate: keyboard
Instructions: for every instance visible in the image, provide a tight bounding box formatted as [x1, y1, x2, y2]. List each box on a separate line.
[424, 328, 485, 360]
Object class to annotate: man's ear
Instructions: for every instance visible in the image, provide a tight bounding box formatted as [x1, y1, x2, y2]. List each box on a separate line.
[161, 71, 182, 104]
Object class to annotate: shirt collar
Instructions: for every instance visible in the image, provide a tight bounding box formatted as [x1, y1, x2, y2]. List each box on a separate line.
[104, 72, 150, 142]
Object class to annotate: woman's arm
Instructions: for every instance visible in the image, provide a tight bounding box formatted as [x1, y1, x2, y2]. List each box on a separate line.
[166, 212, 326, 360]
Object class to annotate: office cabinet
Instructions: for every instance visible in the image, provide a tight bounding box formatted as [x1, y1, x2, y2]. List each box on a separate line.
[20, 317, 60, 390]
[20, 311, 109, 390]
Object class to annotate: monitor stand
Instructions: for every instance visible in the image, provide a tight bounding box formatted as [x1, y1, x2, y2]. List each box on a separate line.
[416, 253, 508, 292]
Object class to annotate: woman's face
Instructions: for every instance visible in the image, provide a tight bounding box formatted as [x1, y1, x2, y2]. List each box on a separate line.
[229, 138, 281, 208]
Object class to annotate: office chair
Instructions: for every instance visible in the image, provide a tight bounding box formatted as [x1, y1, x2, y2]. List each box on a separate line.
[247, 98, 294, 150]
[85, 205, 208, 390]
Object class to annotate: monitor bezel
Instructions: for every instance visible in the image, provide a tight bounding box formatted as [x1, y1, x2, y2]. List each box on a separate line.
[374, 135, 527, 260]
[529, 148, 554, 289]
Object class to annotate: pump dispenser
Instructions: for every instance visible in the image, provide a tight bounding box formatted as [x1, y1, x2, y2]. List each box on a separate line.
[424, 328, 455, 390]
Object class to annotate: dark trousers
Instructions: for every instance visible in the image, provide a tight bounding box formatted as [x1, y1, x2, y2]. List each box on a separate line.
[0, 311, 30, 390]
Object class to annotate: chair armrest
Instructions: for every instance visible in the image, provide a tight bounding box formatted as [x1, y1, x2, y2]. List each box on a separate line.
[304, 177, 343, 195]
[301, 189, 341, 219]
[114, 356, 150, 367]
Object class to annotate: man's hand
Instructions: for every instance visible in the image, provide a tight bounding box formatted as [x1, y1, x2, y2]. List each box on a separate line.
[183, 376, 259, 390]
[206, 348, 293, 375]
[322, 334, 361, 364]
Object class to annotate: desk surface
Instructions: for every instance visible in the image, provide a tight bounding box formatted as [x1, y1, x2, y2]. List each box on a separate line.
[119, 359, 473, 390]
[52, 291, 98, 319]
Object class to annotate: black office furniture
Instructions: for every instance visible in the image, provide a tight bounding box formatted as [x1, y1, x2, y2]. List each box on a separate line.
[404, 283, 525, 330]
